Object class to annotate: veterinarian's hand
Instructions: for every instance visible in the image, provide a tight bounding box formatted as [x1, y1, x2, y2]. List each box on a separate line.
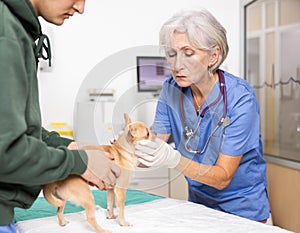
[82, 150, 121, 190]
[135, 137, 181, 168]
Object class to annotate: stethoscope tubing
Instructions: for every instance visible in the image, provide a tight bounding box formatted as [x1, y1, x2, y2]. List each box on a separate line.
[180, 69, 228, 154]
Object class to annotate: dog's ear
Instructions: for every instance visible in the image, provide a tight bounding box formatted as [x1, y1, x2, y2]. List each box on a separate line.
[124, 113, 132, 126]
[127, 125, 134, 143]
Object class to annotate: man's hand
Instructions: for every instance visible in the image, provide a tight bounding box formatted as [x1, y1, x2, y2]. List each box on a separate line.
[67, 141, 78, 150]
[135, 137, 181, 168]
[81, 150, 121, 190]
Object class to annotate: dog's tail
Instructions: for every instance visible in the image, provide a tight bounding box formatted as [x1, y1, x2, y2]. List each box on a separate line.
[43, 183, 65, 207]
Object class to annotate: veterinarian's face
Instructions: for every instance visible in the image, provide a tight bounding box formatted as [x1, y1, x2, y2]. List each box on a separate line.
[30, 0, 85, 25]
[165, 32, 213, 87]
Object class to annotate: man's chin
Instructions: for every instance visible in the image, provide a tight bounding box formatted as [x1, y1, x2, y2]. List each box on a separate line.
[53, 19, 65, 26]
[42, 17, 65, 26]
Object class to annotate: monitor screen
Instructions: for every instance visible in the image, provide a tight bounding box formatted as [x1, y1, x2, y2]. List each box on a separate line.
[136, 56, 172, 92]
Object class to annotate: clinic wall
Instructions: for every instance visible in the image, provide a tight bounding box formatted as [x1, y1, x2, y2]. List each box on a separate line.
[38, 0, 241, 127]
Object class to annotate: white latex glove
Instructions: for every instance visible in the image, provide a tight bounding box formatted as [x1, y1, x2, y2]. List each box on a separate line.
[135, 137, 181, 168]
[81, 150, 121, 190]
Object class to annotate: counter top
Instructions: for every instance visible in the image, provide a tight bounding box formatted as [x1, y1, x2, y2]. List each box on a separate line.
[265, 154, 300, 170]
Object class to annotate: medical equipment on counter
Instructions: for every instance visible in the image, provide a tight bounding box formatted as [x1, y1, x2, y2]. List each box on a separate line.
[180, 69, 230, 154]
[88, 88, 115, 102]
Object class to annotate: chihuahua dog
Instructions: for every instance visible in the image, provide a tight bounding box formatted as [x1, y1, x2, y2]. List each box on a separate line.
[43, 114, 153, 233]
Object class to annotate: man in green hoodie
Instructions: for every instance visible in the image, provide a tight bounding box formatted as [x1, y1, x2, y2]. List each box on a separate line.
[0, 0, 121, 232]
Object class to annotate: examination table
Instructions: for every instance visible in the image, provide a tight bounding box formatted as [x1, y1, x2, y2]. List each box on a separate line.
[14, 189, 292, 233]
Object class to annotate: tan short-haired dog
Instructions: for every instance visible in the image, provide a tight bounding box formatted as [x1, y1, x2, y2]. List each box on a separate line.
[43, 114, 152, 233]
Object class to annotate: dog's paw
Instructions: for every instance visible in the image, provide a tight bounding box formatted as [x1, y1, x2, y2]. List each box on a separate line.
[106, 213, 117, 219]
[119, 219, 132, 227]
[106, 208, 117, 219]
[59, 219, 69, 226]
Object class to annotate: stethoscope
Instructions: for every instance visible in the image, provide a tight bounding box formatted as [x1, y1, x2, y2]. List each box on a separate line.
[180, 69, 230, 154]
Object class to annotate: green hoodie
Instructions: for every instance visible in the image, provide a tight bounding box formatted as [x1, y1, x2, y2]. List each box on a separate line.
[0, 0, 88, 225]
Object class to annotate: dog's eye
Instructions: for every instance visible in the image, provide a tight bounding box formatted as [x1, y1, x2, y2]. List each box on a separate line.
[147, 132, 150, 137]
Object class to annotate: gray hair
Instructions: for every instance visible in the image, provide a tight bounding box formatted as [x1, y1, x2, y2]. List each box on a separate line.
[159, 9, 229, 73]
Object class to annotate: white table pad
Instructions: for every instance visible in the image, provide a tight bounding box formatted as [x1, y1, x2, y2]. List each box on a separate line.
[15, 198, 292, 233]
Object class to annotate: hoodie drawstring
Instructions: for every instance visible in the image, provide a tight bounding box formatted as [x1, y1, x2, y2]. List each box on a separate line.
[35, 34, 52, 67]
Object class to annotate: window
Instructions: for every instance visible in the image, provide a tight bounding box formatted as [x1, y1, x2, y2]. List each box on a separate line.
[242, 0, 300, 162]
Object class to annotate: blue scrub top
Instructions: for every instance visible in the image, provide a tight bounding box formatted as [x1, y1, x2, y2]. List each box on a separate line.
[151, 71, 270, 221]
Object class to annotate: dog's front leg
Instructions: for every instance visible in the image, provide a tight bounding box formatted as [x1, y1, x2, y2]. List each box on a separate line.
[115, 187, 132, 226]
[114, 167, 132, 226]
[106, 188, 116, 219]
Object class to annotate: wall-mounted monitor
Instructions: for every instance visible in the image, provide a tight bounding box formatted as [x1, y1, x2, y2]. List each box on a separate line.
[136, 56, 172, 92]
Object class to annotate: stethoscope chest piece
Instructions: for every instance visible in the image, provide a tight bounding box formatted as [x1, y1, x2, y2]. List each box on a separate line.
[222, 116, 230, 127]
[184, 126, 194, 139]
